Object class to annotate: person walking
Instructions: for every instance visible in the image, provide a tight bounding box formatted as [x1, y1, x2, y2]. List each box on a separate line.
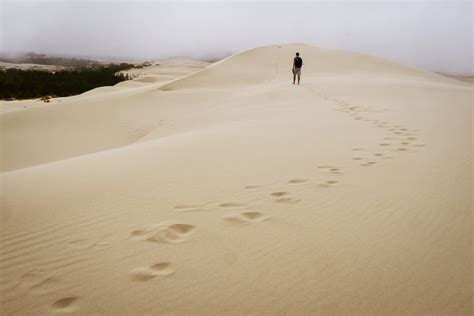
[292, 52, 303, 85]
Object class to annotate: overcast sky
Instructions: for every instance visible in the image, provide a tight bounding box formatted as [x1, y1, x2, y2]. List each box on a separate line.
[1, 0, 472, 75]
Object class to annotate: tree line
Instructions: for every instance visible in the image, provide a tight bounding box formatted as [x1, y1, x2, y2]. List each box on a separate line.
[0, 63, 134, 100]
[0, 52, 102, 68]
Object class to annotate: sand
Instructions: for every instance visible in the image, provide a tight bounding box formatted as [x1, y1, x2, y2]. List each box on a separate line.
[0, 61, 66, 72]
[444, 75, 474, 85]
[0, 58, 209, 114]
[0, 44, 472, 315]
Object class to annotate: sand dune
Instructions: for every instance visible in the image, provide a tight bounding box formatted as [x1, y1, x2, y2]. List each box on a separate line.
[444, 75, 474, 85]
[0, 44, 472, 315]
[0, 61, 66, 72]
[0, 58, 209, 171]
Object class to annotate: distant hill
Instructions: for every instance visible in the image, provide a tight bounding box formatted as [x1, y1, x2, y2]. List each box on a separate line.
[0, 61, 66, 72]
[0, 52, 103, 68]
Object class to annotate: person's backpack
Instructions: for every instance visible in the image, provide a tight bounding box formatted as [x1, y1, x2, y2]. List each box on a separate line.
[294, 57, 303, 68]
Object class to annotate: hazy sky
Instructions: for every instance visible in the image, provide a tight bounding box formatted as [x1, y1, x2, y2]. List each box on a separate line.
[1, 0, 472, 75]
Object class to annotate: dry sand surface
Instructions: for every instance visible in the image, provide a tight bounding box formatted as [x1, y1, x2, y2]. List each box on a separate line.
[0, 44, 472, 315]
[0, 58, 209, 113]
[444, 75, 474, 85]
[0, 61, 66, 72]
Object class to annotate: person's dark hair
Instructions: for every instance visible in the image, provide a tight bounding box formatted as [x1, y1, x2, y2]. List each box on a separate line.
[296, 52, 300, 56]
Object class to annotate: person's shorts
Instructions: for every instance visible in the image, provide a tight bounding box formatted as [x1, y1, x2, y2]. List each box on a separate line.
[293, 67, 301, 75]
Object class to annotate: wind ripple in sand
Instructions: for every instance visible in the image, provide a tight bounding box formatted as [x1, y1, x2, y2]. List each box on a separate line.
[30, 277, 59, 295]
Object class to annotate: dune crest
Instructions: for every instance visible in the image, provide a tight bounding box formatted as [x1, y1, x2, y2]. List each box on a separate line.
[0, 44, 471, 315]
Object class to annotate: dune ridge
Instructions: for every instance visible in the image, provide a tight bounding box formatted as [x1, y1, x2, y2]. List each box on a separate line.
[0, 44, 472, 315]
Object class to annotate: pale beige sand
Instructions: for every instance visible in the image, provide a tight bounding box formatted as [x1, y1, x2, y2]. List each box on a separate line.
[0, 61, 66, 72]
[119, 57, 210, 83]
[444, 75, 474, 85]
[0, 44, 472, 315]
[0, 58, 209, 113]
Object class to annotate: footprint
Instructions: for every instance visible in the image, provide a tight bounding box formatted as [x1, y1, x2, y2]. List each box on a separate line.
[288, 178, 309, 184]
[130, 262, 174, 281]
[129, 228, 155, 240]
[317, 165, 336, 169]
[275, 197, 300, 204]
[396, 147, 408, 151]
[352, 148, 364, 151]
[222, 216, 247, 225]
[219, 203, 245, 209]
[318, 166, 342, 174]
[242, 212, 264, 220]
[173, 204, 206, 212]
[222, 212, 266, 225]
[131, 223, 196, 244]
[167, 224, 194, 235]
[374, 153, 383, 157]
[413, 143, 426, 147]
[149, 262, 174, 275]
[51, 297, 80, 313]
[147, 224, 196, 243]
[318, 180, 339, 187]
[244, 185, 265, 190]
[379, 143, 391, 147]
[270, 192, 300, 204]
[352, 157, 363, 160]
[271, 192, 289, 197]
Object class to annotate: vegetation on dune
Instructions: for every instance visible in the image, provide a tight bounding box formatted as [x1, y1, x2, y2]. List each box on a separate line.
[0, 52, 103, 68]
[0, 63, 134, 100]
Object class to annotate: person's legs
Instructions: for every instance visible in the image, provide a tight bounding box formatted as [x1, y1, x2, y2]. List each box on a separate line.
[297, 73, 301, 84]
[293, 72, 296, 84]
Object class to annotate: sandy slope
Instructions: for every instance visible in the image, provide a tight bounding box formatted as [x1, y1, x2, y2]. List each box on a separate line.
[0, 61, 66, 72]
[0, 58, 209, 114]
[444, 75, 474, 85]
[0, 44, 472, 315]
